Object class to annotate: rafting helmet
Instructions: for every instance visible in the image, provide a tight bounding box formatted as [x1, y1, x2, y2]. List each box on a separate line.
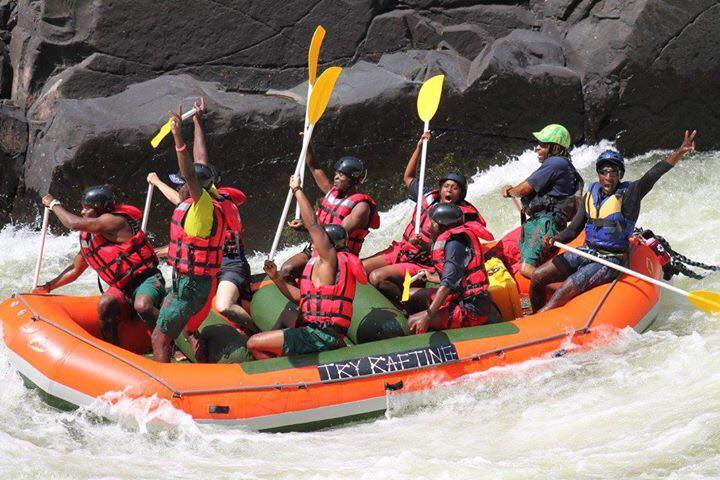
[439, 172, 468, 200]
[81, 185, 115, 213]
[323, 224, 348, 250]
[429, 202, 464, 228]
[169, 163, 217, 189]
[532, 124, 571, 150]
[334, 156, 367, 184]
[596, 150, 625, 176]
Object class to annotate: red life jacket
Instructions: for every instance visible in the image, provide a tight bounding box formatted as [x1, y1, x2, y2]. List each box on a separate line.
[167, 196, 227, 276]
[299, 251, 367, 333]
[431, 221, 489, 303]
[216, 187, 244, 257]
[398, 190, 490, 264]
[316, 187, 380, 255]
[79, 204, 159, 290]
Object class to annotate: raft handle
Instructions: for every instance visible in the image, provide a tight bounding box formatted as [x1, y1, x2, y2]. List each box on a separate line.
[384, 381, 404, 392]
[209, 405, 230, 414]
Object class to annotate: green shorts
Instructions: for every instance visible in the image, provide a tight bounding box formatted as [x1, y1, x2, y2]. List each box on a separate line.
[132, 271, 166, 306]
[282, 325, 342, 356]
[106, 270, 166, 326]
[157, 274, 215, 339]
[520, 215, 559, 267]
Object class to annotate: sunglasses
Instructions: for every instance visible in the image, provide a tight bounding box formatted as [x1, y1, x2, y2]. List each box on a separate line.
[598, 167, 620, 177]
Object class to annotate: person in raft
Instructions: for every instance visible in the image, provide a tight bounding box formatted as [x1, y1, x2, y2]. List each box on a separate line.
[279, 140, 380, 281]
[530, 130, 697, 313]
[147, 98, 255, 334]
[362, 131, 492, 304]
[249, 175, 368, 358]
[406, 203, 496, 334]
[34, 186, 165, 345]
[151, 108, 229, 363]
[501, 124, 583, 278]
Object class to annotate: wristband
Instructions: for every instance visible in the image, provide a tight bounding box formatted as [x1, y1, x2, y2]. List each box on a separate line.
[175, 143, 187, 152]
[48, 199, 62, 210]
[292, 186, 302, 194]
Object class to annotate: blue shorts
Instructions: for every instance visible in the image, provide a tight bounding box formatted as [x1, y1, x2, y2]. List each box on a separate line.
[555, 252, 623, 295]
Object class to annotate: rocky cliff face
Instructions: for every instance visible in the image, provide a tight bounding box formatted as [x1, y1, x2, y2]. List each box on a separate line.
[1, 0, 718, 249]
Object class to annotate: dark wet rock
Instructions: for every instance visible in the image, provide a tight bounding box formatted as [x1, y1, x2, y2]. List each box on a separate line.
[0, 0, 718, 236]
[566, 0, 720, 153]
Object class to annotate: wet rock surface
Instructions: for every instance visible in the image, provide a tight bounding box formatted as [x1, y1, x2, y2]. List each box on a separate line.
[1, 0, 718, 248]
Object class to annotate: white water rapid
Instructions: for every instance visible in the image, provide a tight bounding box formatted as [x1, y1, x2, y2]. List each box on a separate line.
[0, 143, 718, 479]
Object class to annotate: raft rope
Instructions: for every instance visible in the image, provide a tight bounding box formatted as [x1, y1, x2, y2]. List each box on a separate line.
[637, 228, 720, 280]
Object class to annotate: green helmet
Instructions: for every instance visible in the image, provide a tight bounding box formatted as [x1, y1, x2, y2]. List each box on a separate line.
[532, 124, 571, 150]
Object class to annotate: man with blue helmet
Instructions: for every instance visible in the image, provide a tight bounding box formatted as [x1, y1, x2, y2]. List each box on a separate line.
[529, 131, 697, 312]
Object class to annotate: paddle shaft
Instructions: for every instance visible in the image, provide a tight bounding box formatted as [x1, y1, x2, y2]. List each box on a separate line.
[554, 241, 688, 298]
[32, 208, 50, 290]
[141, 184, 154, 232]
[414, 120, 430, 235]
[269, 124, 315, 261]
[295, 82, 313, 220]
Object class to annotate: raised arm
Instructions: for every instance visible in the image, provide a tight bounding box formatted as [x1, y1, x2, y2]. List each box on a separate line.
[192, 97, 208, 165]
[170, 109, 203, 202]
[305, 143, 333, 193]
[404, 131, 431, 187]
[147, 172, 181, 205]
[292, 175, 337, 272]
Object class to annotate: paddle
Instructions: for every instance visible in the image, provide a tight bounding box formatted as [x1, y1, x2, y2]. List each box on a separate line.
[295, 25, 326, 221]
[555, 241, 720, 314]
[150, 107, 198, 148]
[401, 270, 428, 302]
[268, 66, 343, 261]
[32, 207, 50, 290]
[141, 184, 154, 232]
[414, 74, 445, 235]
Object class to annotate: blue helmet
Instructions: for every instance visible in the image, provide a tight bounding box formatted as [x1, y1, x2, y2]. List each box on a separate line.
[596, 150, 625, 175]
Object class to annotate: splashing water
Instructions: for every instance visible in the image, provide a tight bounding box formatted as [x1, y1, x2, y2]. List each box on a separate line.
[0, 144, 719, 479]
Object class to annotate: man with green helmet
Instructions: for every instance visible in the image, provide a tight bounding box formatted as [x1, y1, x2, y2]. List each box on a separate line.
[501, 124, 583, 278]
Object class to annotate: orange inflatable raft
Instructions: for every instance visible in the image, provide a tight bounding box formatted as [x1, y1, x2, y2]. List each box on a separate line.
[0, 237, 663, 431]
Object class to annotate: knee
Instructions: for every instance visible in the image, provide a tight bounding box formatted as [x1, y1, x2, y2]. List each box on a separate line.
[134, 296, 153, 316]
[368, 269, 383, 286]
[246, 334, 261, 350]
[520, 263, 536, 279]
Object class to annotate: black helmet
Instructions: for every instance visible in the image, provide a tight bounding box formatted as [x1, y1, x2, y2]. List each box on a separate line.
[334, 156, 367, 183]
[169, 163, 217, 189]
[596, 150, 625, 175]
[439, 172, 468, 200]
[323, 224, 348, 250]
[81, 185, 115, 212]
[429, 203, 464, 227]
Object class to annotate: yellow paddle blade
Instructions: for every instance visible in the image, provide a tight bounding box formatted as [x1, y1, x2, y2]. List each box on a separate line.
[401, 270, 412, 302]
[307, 66, 342, 125]
[688, 290, 720, 314]
[417, 74, 445, 122]
[308, 26, 326, 86]
[150, 119, 173, 148]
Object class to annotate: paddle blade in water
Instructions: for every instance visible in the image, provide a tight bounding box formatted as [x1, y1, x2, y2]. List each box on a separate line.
[417, 74, 445, 122]
[150, 120, 173, 148]
[688, 290, 720, 314]
[307, 66, 342, 125]
[401, 270, 412, 302]
[308, 26, 326, 86]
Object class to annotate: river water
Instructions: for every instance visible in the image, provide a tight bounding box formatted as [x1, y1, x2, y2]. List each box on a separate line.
[0, 144, 718, 479]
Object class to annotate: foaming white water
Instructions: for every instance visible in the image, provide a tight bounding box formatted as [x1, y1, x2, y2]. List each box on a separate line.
[0, 145, 718, 479]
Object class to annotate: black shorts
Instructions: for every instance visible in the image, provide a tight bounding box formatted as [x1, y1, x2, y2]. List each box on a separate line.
[219, 255, 252, 301]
